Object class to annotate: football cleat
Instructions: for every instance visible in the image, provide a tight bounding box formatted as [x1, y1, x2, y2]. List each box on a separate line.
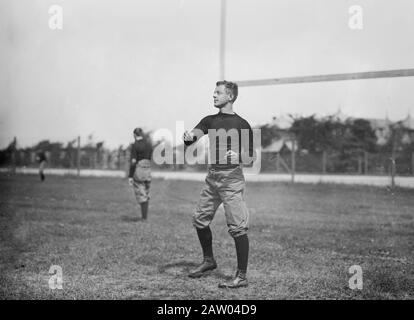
[188, 258, 217, 278]
[218, 270, 248, 289]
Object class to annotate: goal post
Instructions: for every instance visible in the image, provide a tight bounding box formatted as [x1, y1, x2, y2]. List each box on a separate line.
[234, 69, 414, 87]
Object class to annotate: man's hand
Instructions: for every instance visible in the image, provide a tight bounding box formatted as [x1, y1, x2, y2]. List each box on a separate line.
[225, 150, 239, 163]
[183, 130, 195, 142]
[128, 178, 134, 186]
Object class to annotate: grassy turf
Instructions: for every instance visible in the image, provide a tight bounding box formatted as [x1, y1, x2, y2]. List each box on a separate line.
[0, 174, 413, 299]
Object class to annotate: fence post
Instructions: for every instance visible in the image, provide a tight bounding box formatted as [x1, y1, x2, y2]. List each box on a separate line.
[11, 137, 17, 174]
[291, 139, 296, 183]
[124, 148, 130, 176]
[276, 153, 280, 172]
[76, 136, 81, 177]
[322, 150, 327, 174]
[364, 151, 368, 175]
[117, 148, 121, 170]
[412, 152, 414, 176]
[93, 150, 97, 169]
[358, 156, 362, 174]
[389, 157, 396, 189]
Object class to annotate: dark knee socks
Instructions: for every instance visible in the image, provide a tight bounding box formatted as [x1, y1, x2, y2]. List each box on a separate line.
[195, 227, 249, 272]
[234, 234, 249, 273]
[140, 201, 149, 220]
[196, 226, 214, 259]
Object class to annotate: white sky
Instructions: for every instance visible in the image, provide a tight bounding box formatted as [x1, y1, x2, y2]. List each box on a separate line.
[1, 0, 414, 149]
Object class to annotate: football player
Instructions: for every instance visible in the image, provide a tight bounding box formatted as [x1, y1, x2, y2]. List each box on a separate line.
[128, 128, 153, 221]
[183, 80, 256, 288]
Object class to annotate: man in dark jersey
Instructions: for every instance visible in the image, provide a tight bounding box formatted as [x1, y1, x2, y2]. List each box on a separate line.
[128, 128, 153, 220]
[36, 151, 47, 182]
[183, 80, 256, 289]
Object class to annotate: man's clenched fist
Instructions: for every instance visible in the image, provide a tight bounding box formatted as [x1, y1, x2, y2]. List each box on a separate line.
[225, 150, 239, 163]
[183, 130, 195, 142]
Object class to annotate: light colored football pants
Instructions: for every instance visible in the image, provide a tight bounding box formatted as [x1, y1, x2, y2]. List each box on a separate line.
[193, 166, 249, 238]
[132, 159, 151, 204]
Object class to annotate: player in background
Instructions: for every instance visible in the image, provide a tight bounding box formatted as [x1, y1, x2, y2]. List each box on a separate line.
[128, 128, 153, 221]
[36, 151, 47, 182]
[183, 80, 257, 289]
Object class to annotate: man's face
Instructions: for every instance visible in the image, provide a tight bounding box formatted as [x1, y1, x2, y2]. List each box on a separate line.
[213, 85, 232, 108]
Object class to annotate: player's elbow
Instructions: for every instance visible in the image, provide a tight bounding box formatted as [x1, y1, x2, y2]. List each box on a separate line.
[183, 139, 196, 147]
[241, 150, 257, 166]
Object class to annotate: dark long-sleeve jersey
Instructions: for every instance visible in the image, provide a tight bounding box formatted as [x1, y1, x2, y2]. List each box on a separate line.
[128, 139, 153, 178]
[184, 112, 256, 169]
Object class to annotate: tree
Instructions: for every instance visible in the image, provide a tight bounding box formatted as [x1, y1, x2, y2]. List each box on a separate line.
[258, 124, 285, 148]
[289, 115, 323, 152]
[0, 138, 17, 166]
[346, 118, 377, 153]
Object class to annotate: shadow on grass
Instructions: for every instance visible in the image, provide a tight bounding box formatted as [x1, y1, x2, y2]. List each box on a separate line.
[120, 215, 145, 222]
[158, 260, 232, 280]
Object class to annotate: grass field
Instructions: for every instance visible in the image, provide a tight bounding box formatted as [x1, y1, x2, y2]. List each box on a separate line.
[0, 173, 413, 299]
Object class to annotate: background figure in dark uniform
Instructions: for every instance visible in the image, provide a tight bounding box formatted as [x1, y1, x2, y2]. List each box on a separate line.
[36, 151, 47, 181]
[128, 128, 153, 220]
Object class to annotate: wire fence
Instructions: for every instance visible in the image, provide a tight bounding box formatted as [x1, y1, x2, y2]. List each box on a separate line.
[3, 145, 414, 176]
[259, 150, 414, 176]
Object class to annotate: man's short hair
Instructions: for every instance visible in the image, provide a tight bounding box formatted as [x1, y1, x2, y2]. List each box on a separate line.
[216, 80, 238, 103]
[133, 127, 143, 136]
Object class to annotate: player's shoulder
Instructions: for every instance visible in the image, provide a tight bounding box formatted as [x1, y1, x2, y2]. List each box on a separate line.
[234, 113, 252, 128]
[130, 141, 137, 151]
[145, 139, 153, 148]
[132, 140, 142, 148]
[198, 114, 216, 125]
[202, 114, 216, 120]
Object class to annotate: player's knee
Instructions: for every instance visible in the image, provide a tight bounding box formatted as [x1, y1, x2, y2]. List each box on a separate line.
[192, 213, 201, 228]
[192, 212, 210, 229]
[228, 226, 248, 238]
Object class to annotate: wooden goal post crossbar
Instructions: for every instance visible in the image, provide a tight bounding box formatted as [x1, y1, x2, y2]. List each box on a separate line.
[235, 69, 414, 87]
[233, 68, 414, 183]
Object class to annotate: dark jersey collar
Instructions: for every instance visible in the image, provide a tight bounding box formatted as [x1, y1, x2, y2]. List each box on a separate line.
[216, 111, 237, 116]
